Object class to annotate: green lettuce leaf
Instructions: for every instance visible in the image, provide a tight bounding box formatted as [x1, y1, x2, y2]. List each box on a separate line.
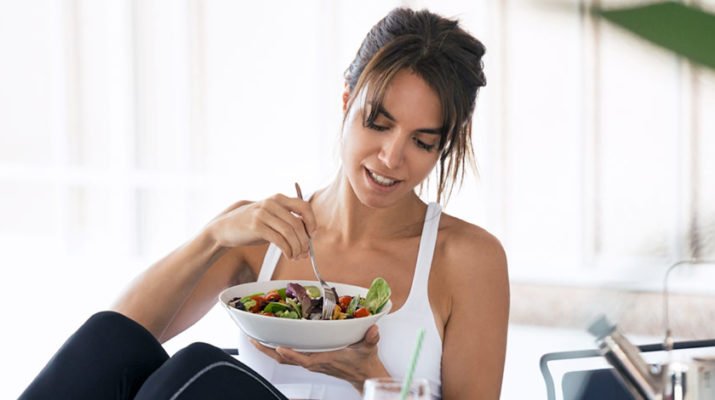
[365, 277, 391, 314]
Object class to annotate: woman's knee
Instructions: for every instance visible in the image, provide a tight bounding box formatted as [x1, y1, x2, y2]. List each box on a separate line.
[84, 310, 130, 328]
[171, 342, 234, 366]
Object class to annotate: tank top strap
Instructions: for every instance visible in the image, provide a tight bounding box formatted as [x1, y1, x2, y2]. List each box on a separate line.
[400, 202, 442, 314]
[257, 243, 281, 282]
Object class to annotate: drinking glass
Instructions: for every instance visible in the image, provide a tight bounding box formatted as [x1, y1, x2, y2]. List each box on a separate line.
[362, 377, 431, 400]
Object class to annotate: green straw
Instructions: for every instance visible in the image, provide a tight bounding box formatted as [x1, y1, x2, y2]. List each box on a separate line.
[400, 328, 425, 400]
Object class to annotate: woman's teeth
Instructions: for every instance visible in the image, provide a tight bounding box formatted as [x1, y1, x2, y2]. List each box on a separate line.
[368, 169, 398, 186]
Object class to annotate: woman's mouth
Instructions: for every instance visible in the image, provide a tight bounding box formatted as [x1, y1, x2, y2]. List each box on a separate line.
[365, 167, 400, 187]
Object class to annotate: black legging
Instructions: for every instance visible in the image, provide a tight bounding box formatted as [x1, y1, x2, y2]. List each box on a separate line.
[20, 311, 288, 400]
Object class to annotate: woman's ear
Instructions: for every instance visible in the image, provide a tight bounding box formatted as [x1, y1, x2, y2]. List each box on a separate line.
[342, 83, 350, 113]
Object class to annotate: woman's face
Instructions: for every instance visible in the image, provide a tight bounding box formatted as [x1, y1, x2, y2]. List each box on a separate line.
[341, 69, 442, 209]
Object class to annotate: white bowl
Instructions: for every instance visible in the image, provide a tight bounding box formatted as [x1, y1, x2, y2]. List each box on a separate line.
[219, 280, 392, 352]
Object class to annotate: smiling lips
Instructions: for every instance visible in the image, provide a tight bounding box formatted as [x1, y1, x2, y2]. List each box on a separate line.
[365, 167, 401, 187]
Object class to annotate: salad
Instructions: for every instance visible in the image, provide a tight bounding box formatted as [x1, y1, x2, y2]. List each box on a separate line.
[227, 277, 391, 321]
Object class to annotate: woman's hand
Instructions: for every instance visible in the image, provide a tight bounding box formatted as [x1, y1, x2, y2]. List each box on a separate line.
[206, 194, 317, 260]
[251, 325, 391, 391]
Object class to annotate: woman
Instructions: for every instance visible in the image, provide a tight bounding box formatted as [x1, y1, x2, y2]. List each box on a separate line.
[21, 7, 508, 400]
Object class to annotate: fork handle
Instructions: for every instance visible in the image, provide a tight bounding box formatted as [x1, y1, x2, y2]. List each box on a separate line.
[294, 182, 312, 238]
[307, 241, 322, 281]
[295, 182, 304, 201]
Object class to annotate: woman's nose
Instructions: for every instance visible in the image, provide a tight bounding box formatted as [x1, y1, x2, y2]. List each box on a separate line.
[377, 134, 406, 169]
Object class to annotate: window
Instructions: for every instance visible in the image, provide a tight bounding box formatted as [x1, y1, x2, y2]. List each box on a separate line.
[487, 1, 715, 290]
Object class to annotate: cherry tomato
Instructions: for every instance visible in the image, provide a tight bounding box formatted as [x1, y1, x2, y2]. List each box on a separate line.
[353, 307, 370, 318]
[264, 290, 281, 302]
[249, 295, 267, 313]
[338, 296, 353, 312]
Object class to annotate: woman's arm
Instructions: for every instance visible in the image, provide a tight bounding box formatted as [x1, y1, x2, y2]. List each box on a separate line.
[112, 228, 230, 341]
[112, 195, 317, 341]
[440, 228, 510, 400]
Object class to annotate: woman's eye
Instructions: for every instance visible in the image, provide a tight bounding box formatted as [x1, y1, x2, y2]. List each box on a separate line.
[366, 121, 390, 132]
[413, 137, 436, 151]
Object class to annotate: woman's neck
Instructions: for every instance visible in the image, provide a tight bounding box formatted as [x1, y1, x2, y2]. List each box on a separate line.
[312, 172, 428, 246]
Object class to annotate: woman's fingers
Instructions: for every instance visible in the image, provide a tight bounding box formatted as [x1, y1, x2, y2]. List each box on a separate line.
[259, 194, 317, 257]
[263, 199, 312, 255]
[270, 194, 318, 236]
[209, 192, 317, 256]
[256, 222, 294, 259]
[250, 340, 299, 366]
[255, 205, 305, 259]
[275, 347, 312, 367]
[361, 325, 380, 346]
[293, 200, 318, 236]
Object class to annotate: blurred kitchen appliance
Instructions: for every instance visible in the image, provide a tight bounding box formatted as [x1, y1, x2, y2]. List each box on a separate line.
[588, 259, 715, 400]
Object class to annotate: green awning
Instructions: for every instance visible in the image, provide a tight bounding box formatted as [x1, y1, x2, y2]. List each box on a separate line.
[595, 1, 715, 70]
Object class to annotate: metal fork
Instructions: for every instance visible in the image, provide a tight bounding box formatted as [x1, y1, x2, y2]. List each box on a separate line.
[294, 183, 337, 320]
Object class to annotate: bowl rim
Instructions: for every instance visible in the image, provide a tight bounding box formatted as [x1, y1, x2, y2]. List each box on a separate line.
[219, 280, 393, 323]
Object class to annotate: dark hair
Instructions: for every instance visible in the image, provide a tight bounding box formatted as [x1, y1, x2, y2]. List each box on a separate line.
[344, 8, 487, 203]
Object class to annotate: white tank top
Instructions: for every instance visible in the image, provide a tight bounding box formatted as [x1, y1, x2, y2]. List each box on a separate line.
[236, 203, 444, 400]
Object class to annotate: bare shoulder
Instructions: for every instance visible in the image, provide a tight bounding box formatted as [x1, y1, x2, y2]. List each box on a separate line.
[436, 212, 508, 283]
[434, 212, 510, 399]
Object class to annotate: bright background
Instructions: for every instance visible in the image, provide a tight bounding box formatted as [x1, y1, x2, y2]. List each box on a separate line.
[2, 0, 715, 398]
